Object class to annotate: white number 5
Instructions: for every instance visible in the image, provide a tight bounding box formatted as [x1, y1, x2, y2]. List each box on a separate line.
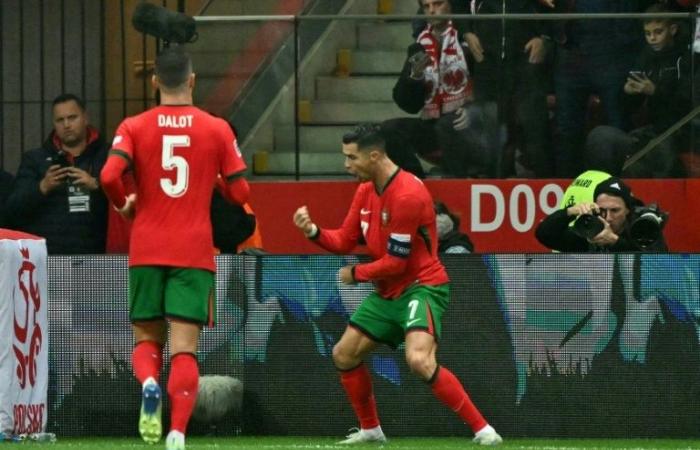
[161, 135, 190, 197]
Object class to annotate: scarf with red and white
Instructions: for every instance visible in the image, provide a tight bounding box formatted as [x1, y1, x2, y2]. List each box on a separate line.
[416, 21, 472, 120]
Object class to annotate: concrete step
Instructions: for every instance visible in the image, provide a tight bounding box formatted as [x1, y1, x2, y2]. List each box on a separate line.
[351, 49, 405, 74]
[310, 101, 409, 122]
[254, 151, 346, 175]
[274, 124, 355, 153]
[315, 76, 396, 101]
[356, 21, 414, 50]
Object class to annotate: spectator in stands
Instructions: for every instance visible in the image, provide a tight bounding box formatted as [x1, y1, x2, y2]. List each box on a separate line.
[585, 4, 692, 177]
[545, 0, 655, 177]
[535, 174, 668, 252]
[5, 93, 109, 253]
[383, 0, 502, 178]
[462, 0, 553, 178]
[435, 201, 474, 253]
[0, 169, 13, 228]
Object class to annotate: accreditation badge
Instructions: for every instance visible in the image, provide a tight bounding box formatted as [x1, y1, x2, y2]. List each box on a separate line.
[67, 184, 90, 213]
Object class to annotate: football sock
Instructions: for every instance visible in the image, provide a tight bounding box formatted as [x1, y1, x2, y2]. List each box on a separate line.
[168, 352, 199, 434]
[132, 340, 163, 385]
[430, 366, 487, 432]
[339, 363, 380, 429]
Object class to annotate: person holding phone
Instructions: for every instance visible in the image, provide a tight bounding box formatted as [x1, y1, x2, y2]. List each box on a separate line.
[5, 93, 109, 253]
[382, 0, 502, 179]
[585, 3, 692, 178]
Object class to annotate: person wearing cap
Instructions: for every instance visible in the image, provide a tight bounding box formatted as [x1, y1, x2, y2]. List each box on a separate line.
[535, 174, 668, 252]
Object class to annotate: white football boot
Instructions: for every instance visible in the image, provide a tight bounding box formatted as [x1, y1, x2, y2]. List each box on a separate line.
[337, 426, 387, 445]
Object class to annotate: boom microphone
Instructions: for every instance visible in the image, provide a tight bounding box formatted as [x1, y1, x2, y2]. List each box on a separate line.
[132, 2, 198, 44]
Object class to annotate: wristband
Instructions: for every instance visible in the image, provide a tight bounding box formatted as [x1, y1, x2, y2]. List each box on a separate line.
[305, 223, 319, 239]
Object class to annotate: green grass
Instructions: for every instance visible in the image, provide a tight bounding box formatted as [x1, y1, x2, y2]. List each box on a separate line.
[12, 437, 700, 449]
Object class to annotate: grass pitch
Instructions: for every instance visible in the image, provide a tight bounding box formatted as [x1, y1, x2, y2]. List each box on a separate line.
[14, 437, 700, 449]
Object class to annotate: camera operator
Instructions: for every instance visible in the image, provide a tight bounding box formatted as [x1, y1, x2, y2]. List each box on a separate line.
[535, 175, 668, 252]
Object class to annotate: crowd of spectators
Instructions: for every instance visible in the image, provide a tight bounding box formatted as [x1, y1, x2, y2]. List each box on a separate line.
[1, 0, 696, 254]
[383, 0, 699, 179]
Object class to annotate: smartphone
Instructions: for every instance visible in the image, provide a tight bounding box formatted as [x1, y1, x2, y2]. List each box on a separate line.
[628, 70, 644, 78]
[408, 51, 429, 66]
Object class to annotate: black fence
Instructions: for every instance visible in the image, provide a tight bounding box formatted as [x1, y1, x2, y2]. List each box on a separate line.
[46, 254, 700, 438]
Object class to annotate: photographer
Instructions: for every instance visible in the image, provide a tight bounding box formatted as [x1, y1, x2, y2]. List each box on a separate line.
[6, 93, 108, 254]
[535, 175, 668, 252]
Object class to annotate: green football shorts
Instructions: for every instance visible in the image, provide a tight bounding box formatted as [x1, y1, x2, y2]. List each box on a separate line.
[129, 266, 216, 326]
[349, 283, 450, 348]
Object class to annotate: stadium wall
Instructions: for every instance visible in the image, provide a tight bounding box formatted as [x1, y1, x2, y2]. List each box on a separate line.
[46, 254, 700, 438]
[247, 178, 700, 254]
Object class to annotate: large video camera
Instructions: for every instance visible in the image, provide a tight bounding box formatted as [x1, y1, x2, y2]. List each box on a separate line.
[571, 203, 668, 249]
[132, 2, 198, 45]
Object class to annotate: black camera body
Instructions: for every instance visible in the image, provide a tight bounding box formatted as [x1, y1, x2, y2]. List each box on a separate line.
[571, 203, 669, 249]
[571, 210, 605, 240]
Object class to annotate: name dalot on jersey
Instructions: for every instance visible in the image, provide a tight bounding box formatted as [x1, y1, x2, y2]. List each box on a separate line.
[158, 114, 193, 128]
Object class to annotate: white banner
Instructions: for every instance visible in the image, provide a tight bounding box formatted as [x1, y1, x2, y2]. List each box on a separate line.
[0, 230, 48, 435]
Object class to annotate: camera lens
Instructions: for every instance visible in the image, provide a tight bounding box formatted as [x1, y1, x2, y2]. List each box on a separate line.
[572, 213, 605, 239]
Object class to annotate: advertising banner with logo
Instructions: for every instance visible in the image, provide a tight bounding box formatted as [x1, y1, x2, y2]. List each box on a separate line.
[248, 179, 700, 254]
[0, 230, 48, 435]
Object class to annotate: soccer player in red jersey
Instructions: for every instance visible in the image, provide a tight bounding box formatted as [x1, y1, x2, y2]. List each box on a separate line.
[100, 46, 249, 450]
[292, 123, 502, 446]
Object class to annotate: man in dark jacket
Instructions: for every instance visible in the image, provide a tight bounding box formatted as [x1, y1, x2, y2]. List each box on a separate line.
[383, 0, 502, 178]
[0, 169, 13, 228]
[6, 93, 109, 254]
[463, 0, 553, 177]
[548, 0, 656, 177]
[535, 175, 668, 252]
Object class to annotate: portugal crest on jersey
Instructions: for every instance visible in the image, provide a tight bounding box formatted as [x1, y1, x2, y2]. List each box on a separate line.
[381, 208, 390, 226]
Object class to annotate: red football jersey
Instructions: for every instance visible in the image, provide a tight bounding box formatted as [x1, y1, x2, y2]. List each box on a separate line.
[111, 105, 246, 271]
[314, 169, 449, 298]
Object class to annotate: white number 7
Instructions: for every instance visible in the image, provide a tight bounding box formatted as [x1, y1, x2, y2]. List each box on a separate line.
[161, 135, 190, 197]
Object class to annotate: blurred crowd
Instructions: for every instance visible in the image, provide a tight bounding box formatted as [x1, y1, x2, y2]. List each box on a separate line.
[384, 0, 700, 179]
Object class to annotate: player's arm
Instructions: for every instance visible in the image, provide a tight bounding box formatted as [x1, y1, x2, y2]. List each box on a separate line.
[295, 190, 363, 254]
[353, 195, 421, 282]
[100, 124, 133, 209]
[218, 125, 250, 205]
[216, 173, 249, 206]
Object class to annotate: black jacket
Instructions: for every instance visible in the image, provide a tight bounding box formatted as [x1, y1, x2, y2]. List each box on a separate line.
[625, 40, 692, 134]
[553, 0, 653, 57]
[0, 169, 14, 228]
[392, 44, 432, 115]
[464, 0, 547, 61]
[438, 230, 474, 253]
[6, 129, 109, 254]
[535, 208, 668, 252]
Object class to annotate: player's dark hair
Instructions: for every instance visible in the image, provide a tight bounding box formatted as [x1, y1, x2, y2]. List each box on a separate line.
[155, 45, 192, 89]
[342, 123, 386, 153]
[52, 93, 85, 111]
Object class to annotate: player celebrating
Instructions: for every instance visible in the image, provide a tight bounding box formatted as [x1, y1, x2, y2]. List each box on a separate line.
[292, 123, 502, 446]
[100, 45, 249, 450]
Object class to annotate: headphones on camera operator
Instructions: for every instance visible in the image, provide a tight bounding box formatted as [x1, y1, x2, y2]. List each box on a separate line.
[561, 170, 668, 250]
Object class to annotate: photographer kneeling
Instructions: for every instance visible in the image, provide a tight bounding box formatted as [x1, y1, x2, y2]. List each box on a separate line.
[536, 175, 668, 252]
